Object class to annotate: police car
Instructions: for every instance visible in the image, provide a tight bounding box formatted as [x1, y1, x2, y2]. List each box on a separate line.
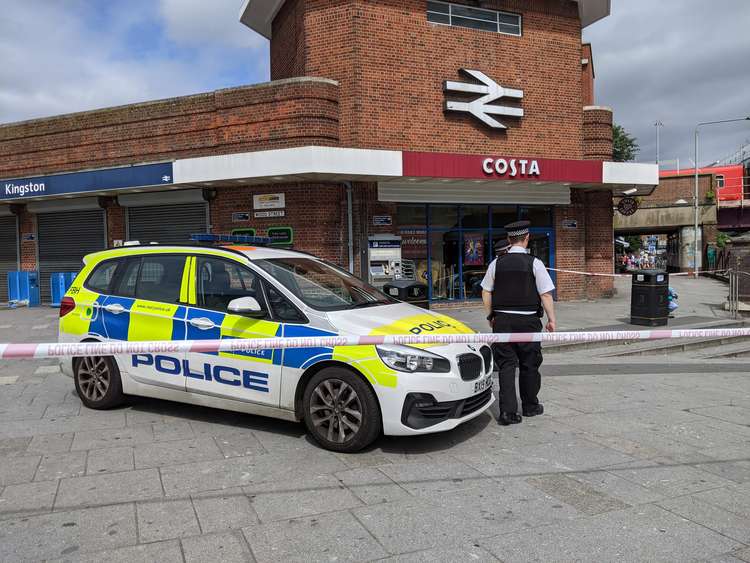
[58, 236, 494, 452]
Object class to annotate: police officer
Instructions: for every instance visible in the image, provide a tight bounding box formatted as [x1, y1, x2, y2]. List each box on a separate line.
[480, 221, 556, 425]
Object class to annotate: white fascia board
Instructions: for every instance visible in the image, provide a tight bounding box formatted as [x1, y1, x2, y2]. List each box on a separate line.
[574, 0, 611, 27]
[603, 162, 659, 186]
[173, 146, 403, 184]
[239, 0, 284, 39]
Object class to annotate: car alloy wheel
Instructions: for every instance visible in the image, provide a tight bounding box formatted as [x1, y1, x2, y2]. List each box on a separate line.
[77, 356, 111, 402]
[309, 378, 363, 444]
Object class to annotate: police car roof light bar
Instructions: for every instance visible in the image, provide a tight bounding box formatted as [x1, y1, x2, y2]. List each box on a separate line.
[190, 233, 274, 246]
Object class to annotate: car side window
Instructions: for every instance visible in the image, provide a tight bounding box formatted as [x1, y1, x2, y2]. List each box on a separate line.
[135, 255, 187, 304]
[85, 259, 121, 293]
[197, 257, 267, 314]
[263, 280, 306, 323]
[112, 258, 141, 297]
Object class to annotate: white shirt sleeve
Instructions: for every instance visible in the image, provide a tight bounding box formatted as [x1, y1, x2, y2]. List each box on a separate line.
[533, 258, 556, 295]
[480, 259, 497, 292]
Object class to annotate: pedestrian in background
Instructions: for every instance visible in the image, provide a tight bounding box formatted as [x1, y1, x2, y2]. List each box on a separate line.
[481, 221, 556, 426]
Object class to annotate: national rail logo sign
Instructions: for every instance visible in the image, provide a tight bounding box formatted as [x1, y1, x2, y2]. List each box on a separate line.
[443, 69, 524, 130]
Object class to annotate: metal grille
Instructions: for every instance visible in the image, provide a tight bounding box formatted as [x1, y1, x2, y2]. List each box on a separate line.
[0, 216, 18, 302]
[457, 353, 482, 381]
[126, 203, 208, 245]
[38, 210, 105, 302]
[458, 388, 493, 417]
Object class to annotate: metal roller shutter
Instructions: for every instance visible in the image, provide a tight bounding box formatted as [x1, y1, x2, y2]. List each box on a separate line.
[0, 216, 19, 302]
[126, 203, 208, 245]
[38, 210, 106, 302]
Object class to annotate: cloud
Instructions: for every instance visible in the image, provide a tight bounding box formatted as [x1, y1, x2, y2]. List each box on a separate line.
[0, 0, 268, 124]
[584, 0, 750, 167]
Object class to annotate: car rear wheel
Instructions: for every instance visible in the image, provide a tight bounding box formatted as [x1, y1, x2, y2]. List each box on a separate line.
[302, 368, 381, 453]
[74, 355, 125, 409]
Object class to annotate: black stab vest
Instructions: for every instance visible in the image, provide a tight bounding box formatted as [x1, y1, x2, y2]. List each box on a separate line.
[491, 252, 541, 313]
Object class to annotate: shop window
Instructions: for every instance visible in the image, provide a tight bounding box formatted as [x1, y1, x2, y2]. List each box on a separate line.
[397, 204, 427, 229]
[430, 230, 461, 300]
[427, 1, 521, 36]
[429, 205, 459, 229]
[490, 205, 517, 229]
[462, 205, 489, 229]
[519, 206, 553, 227]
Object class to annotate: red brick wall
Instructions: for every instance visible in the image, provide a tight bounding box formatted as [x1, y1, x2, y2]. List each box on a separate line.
[645, 174, 714, 206]
[581, 44, 594, 107]
[17, 208, 36, 271]
[0, 79, 340, 179]
[104, 204, 126, 247]
[273, 0, 585, 158]
[584, 191, 615, 297]
[554, 191, 587, 300]
[272, 0, 307, 79]
[583, 107, 613, 160]
[209, 182, 347, 266]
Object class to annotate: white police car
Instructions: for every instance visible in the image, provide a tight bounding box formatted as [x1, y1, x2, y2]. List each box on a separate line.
[58, 237, 494, 452]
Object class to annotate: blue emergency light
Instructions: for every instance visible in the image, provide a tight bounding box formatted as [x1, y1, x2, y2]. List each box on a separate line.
[190, 233, 274, 245]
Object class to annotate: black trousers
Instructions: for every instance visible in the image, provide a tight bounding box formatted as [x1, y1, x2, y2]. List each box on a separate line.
[492, 312, 543, 414]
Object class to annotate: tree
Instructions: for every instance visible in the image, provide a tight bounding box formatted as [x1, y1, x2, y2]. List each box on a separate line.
[612, 124, 640, 162]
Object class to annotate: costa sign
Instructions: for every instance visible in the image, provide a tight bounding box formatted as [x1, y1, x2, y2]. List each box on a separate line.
[482, 158, 540, 178]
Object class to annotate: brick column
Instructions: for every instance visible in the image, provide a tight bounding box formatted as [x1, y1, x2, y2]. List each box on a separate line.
[100, 197, 125, 246]
[554, 191, 587, 300]
[16, 207, 37, 271]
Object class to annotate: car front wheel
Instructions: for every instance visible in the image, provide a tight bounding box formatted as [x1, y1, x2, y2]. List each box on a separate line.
[302, 368, 381, 453]
[74, 355, 125, 409]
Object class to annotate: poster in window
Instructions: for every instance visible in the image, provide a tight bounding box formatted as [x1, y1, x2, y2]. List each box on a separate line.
[463, 234, 485, 266]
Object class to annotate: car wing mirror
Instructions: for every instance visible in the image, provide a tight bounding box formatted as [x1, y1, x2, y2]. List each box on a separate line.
[227, 296, 265, 317]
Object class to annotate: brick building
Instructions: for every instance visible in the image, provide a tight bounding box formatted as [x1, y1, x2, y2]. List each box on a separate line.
[0, 0, 656, 303]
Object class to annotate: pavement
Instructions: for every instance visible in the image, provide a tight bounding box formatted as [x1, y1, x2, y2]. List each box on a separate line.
[0, 288, 748, 562]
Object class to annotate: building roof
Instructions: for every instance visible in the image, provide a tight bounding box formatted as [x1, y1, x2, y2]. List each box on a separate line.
[239, 0, 611, 39]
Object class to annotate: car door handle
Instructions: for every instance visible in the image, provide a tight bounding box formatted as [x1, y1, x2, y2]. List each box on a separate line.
[104, 303, 127, 315]
[189, 317, 215, 330]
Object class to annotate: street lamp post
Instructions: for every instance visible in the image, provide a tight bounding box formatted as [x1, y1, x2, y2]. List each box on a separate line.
[654, 120, 664, 165]
[693, 117, 750, 276]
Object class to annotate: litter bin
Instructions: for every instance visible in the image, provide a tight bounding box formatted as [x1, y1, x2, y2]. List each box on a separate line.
[50, 272, 78, 307]
[382, 279, 429, 309]
[630, 269, 669, 326]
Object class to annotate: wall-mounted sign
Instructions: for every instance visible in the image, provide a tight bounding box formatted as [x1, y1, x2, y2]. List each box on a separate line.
[232, 212, 251, 222]
[482, 158, 540, 178]
[254, 210, 285, 219]
[373, 215, 392, 226]
[253, 193, 285, 210]
[617, 197, 638, 216]
[562, 219, 578, 230]
[463, 234, 485, 266]
[231, 228, 256, 237]
[22, 233, 36, 242]
[267, 226, 294, 246]
[444, 69, 524, 129]
[1, 162, 173, 201]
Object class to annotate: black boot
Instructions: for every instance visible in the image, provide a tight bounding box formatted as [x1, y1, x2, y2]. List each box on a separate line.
[498, 412, 522, 425]
[522, 404, 544, 417]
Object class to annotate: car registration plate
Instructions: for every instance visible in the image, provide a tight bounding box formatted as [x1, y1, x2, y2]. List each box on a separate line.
[473, 375, 493, 394]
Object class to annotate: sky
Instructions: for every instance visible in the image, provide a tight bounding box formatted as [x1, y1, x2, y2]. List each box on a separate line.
[1, 0, 749, 168]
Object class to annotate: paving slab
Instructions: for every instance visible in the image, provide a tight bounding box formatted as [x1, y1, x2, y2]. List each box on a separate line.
[134, 436, 224, 468]
[0, 479, 58, 518]
[479, 504, 742, 563]
[214, 431, 267, 458]
[34, 451, 87, 481]
[377, 543, 500, 562]
[0, 436, 31, 457]
[525, 473, 630, 515]
[608, 458, 736, 497]
[70, 425, 154, 451]
[86, 446, 135, 475]
[0, 503, 137, 561]
[0, 454, 41, 486]
[191, 488, 259, 533]
[243, 510, 388, 563]
[245, 474, 363, 522]
[136, 498, 201, 543]
[48, 539, 183, 563]
[659, 494, 750, 543]
[376, 460, 489, 497]
[55, 468, 164, 509]
[353, 498, 501, 554]
[334, 467, 410, 505]
[182, 531, 255, 563]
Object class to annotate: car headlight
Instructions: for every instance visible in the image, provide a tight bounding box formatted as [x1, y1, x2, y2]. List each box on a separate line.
[376, 345, 451, 373]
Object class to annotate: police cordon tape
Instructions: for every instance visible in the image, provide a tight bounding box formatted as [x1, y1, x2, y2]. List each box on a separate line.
[2, 328, 750, 359]
[547, 267, 730, 278]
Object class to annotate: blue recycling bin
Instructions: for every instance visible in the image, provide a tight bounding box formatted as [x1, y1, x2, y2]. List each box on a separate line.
[50, 272, 78, 307]
[7, 271, 40, 307]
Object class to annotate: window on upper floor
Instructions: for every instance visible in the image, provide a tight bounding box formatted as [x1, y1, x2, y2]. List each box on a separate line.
[427, 1, 522, 36]
[716, 175, 725, 188]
